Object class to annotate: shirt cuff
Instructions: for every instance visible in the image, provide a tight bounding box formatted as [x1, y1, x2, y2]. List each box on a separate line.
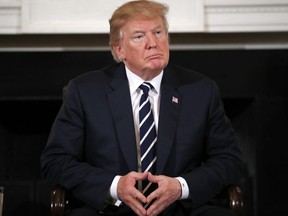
[175, 177, 189, 199]
[110, 175, 122, 206]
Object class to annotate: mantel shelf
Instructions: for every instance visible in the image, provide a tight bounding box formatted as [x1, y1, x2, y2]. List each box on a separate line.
[1, 0, 288, 34]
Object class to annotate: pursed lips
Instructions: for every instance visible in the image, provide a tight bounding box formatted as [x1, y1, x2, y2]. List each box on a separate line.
[145, 54, 163, 60]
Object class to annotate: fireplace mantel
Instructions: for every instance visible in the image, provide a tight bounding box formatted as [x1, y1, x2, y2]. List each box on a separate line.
[1, 0, 288, 50]
[1, 0, 288, 34]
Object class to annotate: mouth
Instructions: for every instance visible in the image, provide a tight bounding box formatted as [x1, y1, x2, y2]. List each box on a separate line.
[145, 54, 162, 60]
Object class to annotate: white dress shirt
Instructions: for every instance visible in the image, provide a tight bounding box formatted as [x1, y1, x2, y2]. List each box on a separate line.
[110, 66, 189, 205]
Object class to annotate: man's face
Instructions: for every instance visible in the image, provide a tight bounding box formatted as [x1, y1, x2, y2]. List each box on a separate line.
[113, 17, 170, 79]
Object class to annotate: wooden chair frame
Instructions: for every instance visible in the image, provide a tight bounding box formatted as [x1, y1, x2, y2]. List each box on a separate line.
[51, 185, 243, 216]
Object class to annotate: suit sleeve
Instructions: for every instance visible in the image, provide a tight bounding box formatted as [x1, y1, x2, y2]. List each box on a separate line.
[40, 80, 115, 210]
[181, 81, 244, 208]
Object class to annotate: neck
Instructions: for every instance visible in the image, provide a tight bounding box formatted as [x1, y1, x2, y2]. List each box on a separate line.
[125, 65, 163, 81]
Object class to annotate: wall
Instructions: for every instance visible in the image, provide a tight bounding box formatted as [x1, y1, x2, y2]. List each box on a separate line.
[2, 0, 288, 33]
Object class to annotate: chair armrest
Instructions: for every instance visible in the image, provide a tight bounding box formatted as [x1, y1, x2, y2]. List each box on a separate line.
[228, 185, 243, 214]
[51, 185, 66, 216]
[209, 185, 243, 215]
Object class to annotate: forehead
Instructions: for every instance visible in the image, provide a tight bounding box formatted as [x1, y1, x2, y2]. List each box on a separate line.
[122, 17, 164, 33]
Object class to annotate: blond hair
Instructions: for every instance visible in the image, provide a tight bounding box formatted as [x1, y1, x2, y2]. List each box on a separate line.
[109, 0, 169, 62]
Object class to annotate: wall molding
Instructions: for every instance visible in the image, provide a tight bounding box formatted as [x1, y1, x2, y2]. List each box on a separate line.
[0, 0, 288, 34]
[0, 0, 21, 33]
[205, 0, 288, 32]
[21, 0, 204, 33]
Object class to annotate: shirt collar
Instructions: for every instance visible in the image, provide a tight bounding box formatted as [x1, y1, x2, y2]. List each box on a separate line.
[125, 66, 163, 95]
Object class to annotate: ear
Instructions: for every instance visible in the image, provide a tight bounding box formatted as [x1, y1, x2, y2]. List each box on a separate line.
[113, 45, 125, 61]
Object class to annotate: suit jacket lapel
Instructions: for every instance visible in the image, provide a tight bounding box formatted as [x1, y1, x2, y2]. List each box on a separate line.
[157, 66, 181, 174]
[107, 64, 138, 172]
[106, 64, 181, 174]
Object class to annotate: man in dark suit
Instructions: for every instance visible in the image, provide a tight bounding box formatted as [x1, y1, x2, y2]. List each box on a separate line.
[41, 1, 244, 216]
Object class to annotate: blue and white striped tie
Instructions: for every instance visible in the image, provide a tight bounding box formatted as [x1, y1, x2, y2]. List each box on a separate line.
[139, 82, 157, 195]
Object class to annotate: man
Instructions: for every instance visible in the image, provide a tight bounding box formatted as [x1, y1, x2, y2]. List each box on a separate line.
[41, 1, 244, 216]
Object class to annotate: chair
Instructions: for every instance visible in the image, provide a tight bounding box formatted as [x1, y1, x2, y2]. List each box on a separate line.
[0, 187, 3, 216]
[51, 185, 243, 216]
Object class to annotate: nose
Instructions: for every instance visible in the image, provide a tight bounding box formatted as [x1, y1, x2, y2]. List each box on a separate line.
[146, 33, 157, 49]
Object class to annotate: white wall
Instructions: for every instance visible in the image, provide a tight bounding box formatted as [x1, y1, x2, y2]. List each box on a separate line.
[1, 0, 288, 34]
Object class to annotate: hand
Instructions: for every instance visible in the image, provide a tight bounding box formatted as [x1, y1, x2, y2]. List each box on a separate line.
[117, 171, 148, 216]
[145, 172, 182, 216]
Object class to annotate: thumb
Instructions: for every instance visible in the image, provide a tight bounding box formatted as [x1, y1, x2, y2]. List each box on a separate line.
[133, 171, 149, 181]
[147, 172, 159, 183]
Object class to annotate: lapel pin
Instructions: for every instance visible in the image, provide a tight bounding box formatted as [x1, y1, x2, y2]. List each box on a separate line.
[172, 96, 179, 104]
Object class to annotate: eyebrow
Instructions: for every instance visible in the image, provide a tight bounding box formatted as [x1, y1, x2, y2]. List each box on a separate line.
[131, 30, 145, 35]
[130, 25, 163, 35]
[152, 25, 162, 31]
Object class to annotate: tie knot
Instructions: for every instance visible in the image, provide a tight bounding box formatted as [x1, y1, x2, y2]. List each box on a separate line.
[139, 82, 153, 96]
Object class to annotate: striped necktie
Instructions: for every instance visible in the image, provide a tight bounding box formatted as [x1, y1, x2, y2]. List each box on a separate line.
[138, 82, 157, 195]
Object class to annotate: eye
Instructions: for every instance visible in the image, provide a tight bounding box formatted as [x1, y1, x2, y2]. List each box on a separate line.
[132, 33, 145, 42]
[154, 30, 163, 38]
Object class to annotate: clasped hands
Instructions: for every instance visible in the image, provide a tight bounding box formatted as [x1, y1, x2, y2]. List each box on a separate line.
[117, 171, 182, 216]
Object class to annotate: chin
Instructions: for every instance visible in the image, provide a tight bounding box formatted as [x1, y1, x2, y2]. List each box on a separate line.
[149, 60, 167, 69]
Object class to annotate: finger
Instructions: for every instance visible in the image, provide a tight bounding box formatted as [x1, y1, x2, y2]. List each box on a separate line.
[146, 187, 159, 205]
[135, 189, 147, 204]
[128, 193, 147, 216]
[132, 202, 147, 216]
[146, 197, 166, 216]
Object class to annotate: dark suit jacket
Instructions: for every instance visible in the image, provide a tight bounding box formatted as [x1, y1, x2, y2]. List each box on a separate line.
[41, 62, 244, 213]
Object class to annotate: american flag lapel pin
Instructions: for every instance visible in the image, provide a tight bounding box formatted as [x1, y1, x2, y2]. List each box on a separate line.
[172, 96, 179, 104]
